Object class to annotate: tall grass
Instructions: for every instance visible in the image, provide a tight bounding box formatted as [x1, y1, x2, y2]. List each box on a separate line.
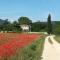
[48, 37, 53, 44]
[54, 35, 60, 43]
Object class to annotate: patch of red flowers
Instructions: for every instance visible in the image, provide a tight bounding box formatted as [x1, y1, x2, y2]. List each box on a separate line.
[0, 33, 40, 57]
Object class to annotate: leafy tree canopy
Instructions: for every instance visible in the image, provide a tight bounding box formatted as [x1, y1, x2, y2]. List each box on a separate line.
[18, 17, 32, 25]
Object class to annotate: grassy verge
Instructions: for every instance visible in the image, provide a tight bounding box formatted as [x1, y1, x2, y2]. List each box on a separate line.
[54, 35, 60, 43]
[48, 37, 53, 44]
[4, 38, 45, 60]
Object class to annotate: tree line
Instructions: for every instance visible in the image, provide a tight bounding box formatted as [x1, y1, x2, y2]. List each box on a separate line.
[0, 17, 47, 33]
[0, 14, 60, 34]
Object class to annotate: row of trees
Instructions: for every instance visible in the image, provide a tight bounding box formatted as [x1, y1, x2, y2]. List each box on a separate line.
[0, 14, 60, 34]
[0, 16, 47, 33]
[0, 19, 21, 32]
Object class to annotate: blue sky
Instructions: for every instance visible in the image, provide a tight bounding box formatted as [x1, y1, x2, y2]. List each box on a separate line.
[0, 0, 60, 22]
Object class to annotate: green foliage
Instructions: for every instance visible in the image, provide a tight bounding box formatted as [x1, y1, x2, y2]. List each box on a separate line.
[31, 21, 46, 32]
[18, 17, 32, 25]
[0, 19, 22, 33]
[47, 14, 52, 34]
[2, 19, 11, 31]
[12, 21, 22, 32]
[31, 22, 41, 32]
[0, 17, 47, 33]
[30, 44, 36, 51]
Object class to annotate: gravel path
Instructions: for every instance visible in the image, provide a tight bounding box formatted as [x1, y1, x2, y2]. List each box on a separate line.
[41, 35, 60, 60]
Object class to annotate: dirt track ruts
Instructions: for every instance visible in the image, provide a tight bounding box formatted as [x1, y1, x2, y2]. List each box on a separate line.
[42, 35, 60, 60]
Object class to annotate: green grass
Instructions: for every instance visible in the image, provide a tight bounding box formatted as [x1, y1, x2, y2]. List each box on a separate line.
[54, 35, 60, 43]
[2, 37, 45, 60]
[48, 37, 53, 44]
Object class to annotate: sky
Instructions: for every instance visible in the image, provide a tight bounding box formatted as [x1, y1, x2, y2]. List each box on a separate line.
[0, 0, 60, 22]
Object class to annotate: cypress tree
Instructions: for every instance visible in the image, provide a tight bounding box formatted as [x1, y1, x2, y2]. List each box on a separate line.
[47, 14, 52, 34]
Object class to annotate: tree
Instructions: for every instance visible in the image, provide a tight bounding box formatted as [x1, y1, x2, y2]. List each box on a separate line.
[31, 21, 46, 32]
[18, 17, 32, 25]
[47, 14, 52, 34]
[0, 19, 5, 31]
[31, 21, 41, 32]
[12, 21, 19, 27]
[3, 19, 11, 31]
[12, 21, 22, 32]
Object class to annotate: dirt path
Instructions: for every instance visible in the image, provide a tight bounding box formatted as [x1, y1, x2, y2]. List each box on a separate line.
[41, 35, 60, 60]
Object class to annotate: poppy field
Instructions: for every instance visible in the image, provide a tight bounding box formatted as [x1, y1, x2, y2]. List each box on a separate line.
[0, 33, 40, 57]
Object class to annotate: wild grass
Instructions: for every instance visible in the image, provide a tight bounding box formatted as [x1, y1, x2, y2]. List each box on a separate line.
[54, 35, 60, 43]
[48, 37, 53, 44]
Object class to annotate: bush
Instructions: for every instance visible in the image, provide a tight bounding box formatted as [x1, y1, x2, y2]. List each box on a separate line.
[30, 44, 36, 51]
